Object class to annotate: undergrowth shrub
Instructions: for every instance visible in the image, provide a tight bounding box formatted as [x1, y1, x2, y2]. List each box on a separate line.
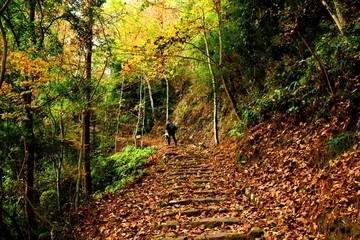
[326, 131, 355, 159]
[92, 145, 156, 194]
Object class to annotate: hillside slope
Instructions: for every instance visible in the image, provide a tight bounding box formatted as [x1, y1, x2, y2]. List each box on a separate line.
[68, 98, 359, 239]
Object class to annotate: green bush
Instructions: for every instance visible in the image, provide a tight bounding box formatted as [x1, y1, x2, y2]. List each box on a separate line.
[92, 145, 156, 194]
[326, 131, 355, 159]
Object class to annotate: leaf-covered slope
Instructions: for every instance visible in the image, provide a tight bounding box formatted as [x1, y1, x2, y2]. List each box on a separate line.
[68, 101, 359, 239]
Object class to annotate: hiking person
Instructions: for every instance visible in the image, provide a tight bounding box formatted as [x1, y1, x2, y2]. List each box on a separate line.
[165, 119, 177, 146]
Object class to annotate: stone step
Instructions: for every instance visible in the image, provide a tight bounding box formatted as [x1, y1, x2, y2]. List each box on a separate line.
[175, 165, 211, 169]
[190, 217, 240, 228]
[163, 208, 228, 217]
[194, 232, 248, 240]
[166, 176, 188, 181]
[192, 175, 211, 179]
[192, 185, 208, 190]
[168, 163, 202, 167]
[194, 198, 226, 204]
[193, 190, 216, 195]
[168, 171, 209, 177]
[158, 217, 240, 230]
[166, 199, 192, 206]
[176, 169, 211, 174]
[165, 198, 226, 206]
[164, 152, 180, 157]
[158, 231, 252, 240]
[156, 220, 180, 230]
[192, 179, 211, 184]
[165, 180, 189, 185]
[173, 185, 188, 190]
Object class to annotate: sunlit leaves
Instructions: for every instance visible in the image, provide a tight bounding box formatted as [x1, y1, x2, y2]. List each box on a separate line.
[9, 52, 48, 81]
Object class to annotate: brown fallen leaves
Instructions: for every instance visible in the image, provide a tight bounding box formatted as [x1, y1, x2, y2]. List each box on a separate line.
[68, 104, 359, 239]
[218, 106, 359, 238]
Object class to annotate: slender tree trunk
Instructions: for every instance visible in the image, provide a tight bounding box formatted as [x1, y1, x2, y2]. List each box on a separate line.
[165, 76, 169, 120]
[321, 0, 345, 34]
[82, 5, 93, 196]
[133, 78, 142, 147]
[214, 0, 240, 121]
[75, 1, 94, 207]
[298, 33, 334, 94]
[75, 132, 82, 210]
[81, 105, 91, 195]
[25, 3, 37, 237]
[202, 11, 219, 145]
[141, 77, 146, 149]
[24, 87, 36, 240]
[115, 76, 124, 151]
[144, 74, 154, 117]
[57, 107, 65, 214]
[0, 19, 8, 89]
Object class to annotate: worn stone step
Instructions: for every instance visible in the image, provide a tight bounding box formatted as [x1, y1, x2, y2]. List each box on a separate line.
[165, 176, 188, 181]
[192, 179, 211, 184]
[192, 185, 208, 190]
[168, 171, 208, 177]
[173, 185, 188, 190]
[157, 217, 240, 231]
[193, 190, 216, 195]
[156, 220, 180, 230]
[192, 175, 211, 179]
[166, 199, 192, 206]
[190, 217, 240, 228]
[194, 232, 248, 240]
[163, 208, 228, 217]
[173, 166, 208, 170]
[164, 152, 180, 157]
[156, 168, 166, 173]
[165, 198, 226, 206]
[165, 180, 189, 186]
[194, 198, 226, 203]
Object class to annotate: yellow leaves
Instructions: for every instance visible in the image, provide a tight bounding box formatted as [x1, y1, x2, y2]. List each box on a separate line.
[1, 112, 28, 123]
[8, 51, 49, 81]
[0, 82, 12, 95]
[1, 112, 13, 119]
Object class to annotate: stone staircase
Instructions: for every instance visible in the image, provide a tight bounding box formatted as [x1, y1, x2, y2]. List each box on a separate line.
[153, 147, 264, 240]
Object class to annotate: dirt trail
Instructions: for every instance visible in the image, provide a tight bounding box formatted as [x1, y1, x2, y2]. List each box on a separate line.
[71, 144, 262, 239]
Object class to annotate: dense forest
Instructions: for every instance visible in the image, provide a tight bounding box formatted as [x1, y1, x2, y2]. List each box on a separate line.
[0, 0, 359, 239]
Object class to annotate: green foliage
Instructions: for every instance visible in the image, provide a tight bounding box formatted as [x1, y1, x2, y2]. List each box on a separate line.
[92, 145, 156, 194]
[326, 131, 355, 159]
[39, 190, 58, 214]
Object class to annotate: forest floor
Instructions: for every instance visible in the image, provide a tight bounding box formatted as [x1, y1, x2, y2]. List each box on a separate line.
[69, 113, 359, 240]
[70, 141, 259, 239]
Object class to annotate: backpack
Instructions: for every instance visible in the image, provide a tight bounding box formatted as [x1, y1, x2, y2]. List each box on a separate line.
[168, 123, 177, 133]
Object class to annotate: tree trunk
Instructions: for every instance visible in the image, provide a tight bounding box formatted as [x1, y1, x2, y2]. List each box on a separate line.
[145, 74, 154, 117]
[82, 4, 93, 196]
[115, 77, 124, 151]
[165, 76, 169, 121]
[0, 19, 8, 89]
[75, 1, 94, 207]
[298, 33, 334, 94]
[133, 78, 142, 147]
[321, 0, 345, 34]
[57, 107, 65, 214]
[214, 0, 241, 121]
[81, 105, 91, 195]
[141, 77, 146, 149]
[202, 11, 219, 145]
[25, 2, 37, 237]
[24, 87, 36, 240]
